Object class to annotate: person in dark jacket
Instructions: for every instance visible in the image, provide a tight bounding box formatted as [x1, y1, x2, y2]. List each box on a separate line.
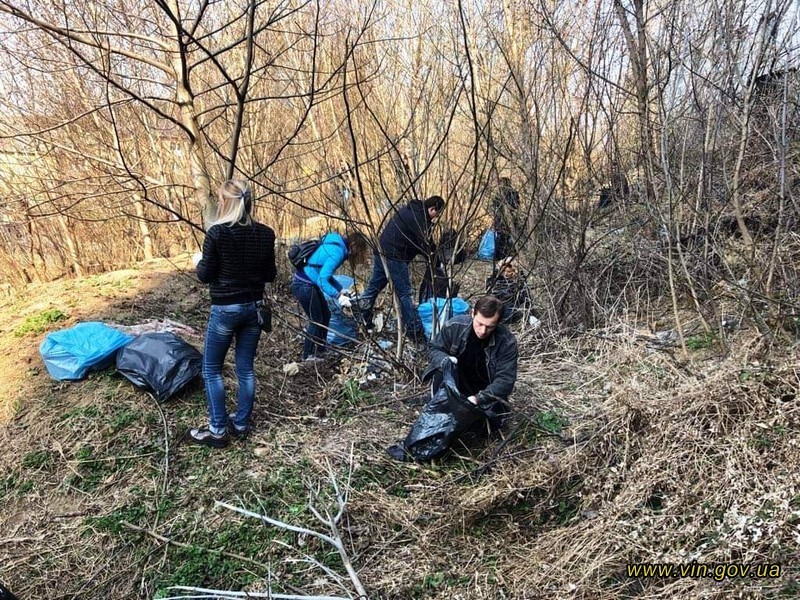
[387, 295, 518, 462]
[360, 195, 446, 340]
[291, 231, 369, 360]
[485, 256, 535, 324]
[423, 295, 518, 406]
[187, 179, 276, 448]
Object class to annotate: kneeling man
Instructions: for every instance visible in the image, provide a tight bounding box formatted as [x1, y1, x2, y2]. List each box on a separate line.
[425, 295, 518, 405]
[390, 295, 519, 461]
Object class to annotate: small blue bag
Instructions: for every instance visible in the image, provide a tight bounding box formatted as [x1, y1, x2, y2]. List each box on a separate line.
[326, 275, 358, 346]
[418, 297, 470, 339]
[40, 322, 134, 381]
[477, 229, 496, 261]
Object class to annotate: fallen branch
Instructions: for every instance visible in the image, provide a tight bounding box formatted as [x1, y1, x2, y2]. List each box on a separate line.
[160, 586, 350, 600]
[215, 446, 368, 600]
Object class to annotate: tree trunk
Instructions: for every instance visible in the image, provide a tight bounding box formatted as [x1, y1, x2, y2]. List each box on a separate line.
[133, 196, 155, 260]
[56, 214, 84, 277]
[165, 0, 212, 222]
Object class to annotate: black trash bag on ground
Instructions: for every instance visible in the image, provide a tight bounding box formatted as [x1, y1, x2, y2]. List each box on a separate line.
[0, 582, 19, 600]
[116, 332, 202, 402]
[398, 360, 507, 462]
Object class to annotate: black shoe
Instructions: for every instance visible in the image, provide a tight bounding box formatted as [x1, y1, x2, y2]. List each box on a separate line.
[227, 414, 250, 440]
[186, 427, 229, 448]
[229, 427, 249, 441]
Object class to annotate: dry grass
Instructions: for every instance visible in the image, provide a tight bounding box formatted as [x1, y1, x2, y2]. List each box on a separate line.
[1, 257, 798, 599]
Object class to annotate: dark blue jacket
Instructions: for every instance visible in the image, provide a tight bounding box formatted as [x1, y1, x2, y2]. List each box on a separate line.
[379, 200, 435, 262]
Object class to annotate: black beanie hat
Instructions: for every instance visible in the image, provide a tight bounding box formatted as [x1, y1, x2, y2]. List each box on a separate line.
[423, 195, 446, 211]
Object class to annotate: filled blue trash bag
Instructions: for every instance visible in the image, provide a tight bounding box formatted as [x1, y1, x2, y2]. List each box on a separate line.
[477, 229, 496, 261]
[334, 274, 354, 291]
[326, 274, 358, 346]
[418, 297, 470, 339]
[40, 322, 134, 381]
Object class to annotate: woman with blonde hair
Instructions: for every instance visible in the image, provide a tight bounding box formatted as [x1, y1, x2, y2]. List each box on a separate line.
[187, 179, 276, 448]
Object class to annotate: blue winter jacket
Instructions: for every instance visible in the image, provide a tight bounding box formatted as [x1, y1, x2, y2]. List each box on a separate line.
[299, 232, 349, 297]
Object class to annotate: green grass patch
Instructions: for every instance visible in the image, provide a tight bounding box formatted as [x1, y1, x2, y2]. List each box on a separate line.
[686, 331, 715, 350]
[14, 309, 68, 336]
[149, 516, 287, 596]
[535, 410, 568, 434]
[0, 473, 33, 498]
[108, 408, 139, 432]
[751, 424, 787, 451]
[85, 487, 176, 536]
[58, 405, 100, 423]
[409, 570, 469, 595]
[243, 458, 317, 520]
[86, 503, 150, 535]
[67, 444, 141, 492]
[332, 379, 378, 418]
[349, 461, 424, 498]
[22, 449, 54, 470]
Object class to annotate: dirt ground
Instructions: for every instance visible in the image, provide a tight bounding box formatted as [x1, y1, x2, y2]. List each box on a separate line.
[1, 256, 798, 599]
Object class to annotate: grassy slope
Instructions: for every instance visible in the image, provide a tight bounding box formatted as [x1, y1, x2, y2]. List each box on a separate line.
[0, 257, 798, 600]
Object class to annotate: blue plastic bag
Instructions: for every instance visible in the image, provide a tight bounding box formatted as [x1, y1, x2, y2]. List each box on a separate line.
[326, 274, 358, 346]
[477, 229, 496, 261]
[418, 297, 470, 339]
[335, 274, 354, 291]
[40, 322, 134, 381]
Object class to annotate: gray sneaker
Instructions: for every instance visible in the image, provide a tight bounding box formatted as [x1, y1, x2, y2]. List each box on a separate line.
[186, 427, 229, 448]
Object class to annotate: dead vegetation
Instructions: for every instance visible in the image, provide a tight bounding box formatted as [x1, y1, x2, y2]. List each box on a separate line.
[0, 255, 798, 600]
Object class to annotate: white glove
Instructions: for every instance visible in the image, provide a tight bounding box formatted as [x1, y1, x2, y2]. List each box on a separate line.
[448, 356, 458, 364]
[192, 251, 203, 267]
[337, 294, 352, 308]
[468, 395, 478, 405]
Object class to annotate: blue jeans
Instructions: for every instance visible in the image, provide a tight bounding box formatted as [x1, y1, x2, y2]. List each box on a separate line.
[360, 253, 423, 336]
[203, 303, 261, 434]
[291, 278, 330, 359]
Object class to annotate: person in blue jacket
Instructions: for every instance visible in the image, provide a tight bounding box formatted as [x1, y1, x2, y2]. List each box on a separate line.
[292, 231, 369, 360]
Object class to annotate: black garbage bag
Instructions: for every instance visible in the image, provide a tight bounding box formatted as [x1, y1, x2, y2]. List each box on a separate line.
[0, 581, 19, 600]
[400, 360, 504, 462]
[116, 332, 202, 402]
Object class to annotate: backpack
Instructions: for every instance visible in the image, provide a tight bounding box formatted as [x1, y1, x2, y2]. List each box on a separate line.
[287, 239, 321, 270]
